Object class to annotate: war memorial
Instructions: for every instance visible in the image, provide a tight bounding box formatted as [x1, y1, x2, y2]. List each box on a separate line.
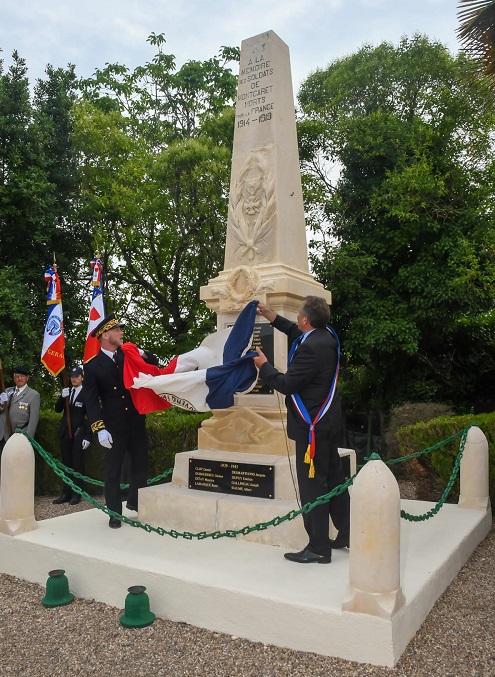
[0, 31, 491, 667]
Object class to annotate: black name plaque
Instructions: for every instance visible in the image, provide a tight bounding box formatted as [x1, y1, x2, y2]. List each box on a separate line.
[189, 458, 274, 499]
[249, 322, 274, 394]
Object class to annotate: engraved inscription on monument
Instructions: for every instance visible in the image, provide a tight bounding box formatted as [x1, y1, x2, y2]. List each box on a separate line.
[250, 322, 274, 394]
[236, 54, 275, 130]
[189, 458, 274, 499]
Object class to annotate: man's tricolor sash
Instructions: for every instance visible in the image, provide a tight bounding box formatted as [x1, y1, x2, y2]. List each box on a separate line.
[289, 326, 340, 478]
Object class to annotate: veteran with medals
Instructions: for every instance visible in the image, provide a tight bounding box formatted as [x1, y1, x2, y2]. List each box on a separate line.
[0, 366, 40, 445]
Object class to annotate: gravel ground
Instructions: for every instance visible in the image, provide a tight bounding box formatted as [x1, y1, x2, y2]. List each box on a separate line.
[0, 484, 494, 677]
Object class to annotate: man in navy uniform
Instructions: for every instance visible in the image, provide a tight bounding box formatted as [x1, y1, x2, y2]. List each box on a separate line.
[253, 296, 350, 563]
[53, 366, 91, 506]
[83, 313, 158, 529]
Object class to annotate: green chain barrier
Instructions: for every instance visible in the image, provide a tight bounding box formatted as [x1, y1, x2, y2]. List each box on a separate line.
[398, 425, 472, 522]
[32, 446, 172, 489]
[24, 433, 353, 539]
[22, 423, 477, 538]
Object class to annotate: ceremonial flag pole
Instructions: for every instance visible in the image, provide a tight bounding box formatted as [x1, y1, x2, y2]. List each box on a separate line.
[41, 257, 71, 438]
[83, 253, 105, 364]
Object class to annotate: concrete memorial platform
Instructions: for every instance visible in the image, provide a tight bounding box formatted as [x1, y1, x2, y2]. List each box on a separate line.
[0, 497, 491, 667]
[138, 447, 356, 549]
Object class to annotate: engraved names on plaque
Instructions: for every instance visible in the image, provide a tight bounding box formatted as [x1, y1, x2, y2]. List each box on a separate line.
[189, 458, 274, 499]
[227, 320, 274, 394]
[250, 322, 274, 394]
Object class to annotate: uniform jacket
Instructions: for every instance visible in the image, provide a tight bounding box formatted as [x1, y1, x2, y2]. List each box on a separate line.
[0, 384, 40, 441]
[54, 387, 91, 441]
[83, 346, 158, 435]
[259, 315, 341, 442]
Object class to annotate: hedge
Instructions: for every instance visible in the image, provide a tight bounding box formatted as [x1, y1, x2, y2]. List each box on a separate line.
[397, 412, 495, 501]
[31, 408, 211, 496]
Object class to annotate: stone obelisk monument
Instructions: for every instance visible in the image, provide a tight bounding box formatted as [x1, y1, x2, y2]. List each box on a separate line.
[199, 30, 331, 454]
[139, 31, 352, 546]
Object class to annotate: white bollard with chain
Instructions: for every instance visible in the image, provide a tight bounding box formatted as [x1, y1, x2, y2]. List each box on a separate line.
[342, 453, 405, 619]
[458, 426, 491, 511]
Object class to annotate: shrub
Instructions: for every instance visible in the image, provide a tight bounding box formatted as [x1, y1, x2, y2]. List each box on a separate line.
[397, 413, 495, 502]
[146, 409, 211, 480]
[385, 402, 454, 459]
[31, 408, 211, 495]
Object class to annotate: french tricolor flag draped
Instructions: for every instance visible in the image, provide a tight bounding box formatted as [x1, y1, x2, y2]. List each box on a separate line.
[122, 300, 259, 413]
[41, 264, 65, 377]
[83, 257, 105, 364]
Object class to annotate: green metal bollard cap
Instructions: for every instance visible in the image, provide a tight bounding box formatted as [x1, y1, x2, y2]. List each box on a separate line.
[120, 585, 155, 628]
[42, 569, 75, 607]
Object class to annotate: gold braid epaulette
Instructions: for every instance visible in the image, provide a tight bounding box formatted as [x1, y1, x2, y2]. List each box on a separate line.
[91, 420, 105, 433]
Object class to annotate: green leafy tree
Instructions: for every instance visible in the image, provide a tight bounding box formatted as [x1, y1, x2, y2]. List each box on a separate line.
[0, 51, 41, 367]
[298, 35, 495, 428]
[33, 64, 90, 365]
[74, 35, 239, 354]
[0, 51, 87, 396]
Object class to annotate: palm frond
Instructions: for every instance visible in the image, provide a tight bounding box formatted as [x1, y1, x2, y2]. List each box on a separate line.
[458, 0, 495, 85]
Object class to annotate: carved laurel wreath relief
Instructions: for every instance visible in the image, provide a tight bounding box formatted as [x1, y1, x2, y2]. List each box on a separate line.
[211, 266, 274, 310]
[228, 151, 276, 263]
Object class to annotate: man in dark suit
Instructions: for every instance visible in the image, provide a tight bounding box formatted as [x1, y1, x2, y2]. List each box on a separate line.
[83, 313, 158, 529]
[0, 366, 40, 443]
[53, 366, 91, 506]
[253, 296, 350, 563]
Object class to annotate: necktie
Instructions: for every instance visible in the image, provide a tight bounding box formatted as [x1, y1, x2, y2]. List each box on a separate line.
[113, 352, 118, 366]
[70, 389, 75, 405]
[14, 388, 19, 398]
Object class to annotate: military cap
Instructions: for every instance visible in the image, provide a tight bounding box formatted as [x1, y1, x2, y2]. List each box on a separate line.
[13, 365, 31, 376]
[90, 313, 124, 338]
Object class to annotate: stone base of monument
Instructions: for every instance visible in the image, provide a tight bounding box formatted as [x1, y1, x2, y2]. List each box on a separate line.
[138, 448, 356, 548]
[0, 500, 490, 667]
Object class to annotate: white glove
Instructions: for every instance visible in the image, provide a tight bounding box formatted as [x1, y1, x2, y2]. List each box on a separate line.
[97, 430, 113, 449]
[82, 439, 90, 450]
[0, 392, 8, 404]
[61, 387, 70, 398]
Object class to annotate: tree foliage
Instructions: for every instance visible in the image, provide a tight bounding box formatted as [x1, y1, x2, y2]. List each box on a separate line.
[0, 51, 85, 381]
[298, 35, 495, 421]
[0, 36, 239, 394]
[74, 34, 239, 354]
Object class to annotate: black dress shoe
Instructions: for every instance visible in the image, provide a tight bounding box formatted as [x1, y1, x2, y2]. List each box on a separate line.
[52, 494, 70, 505]
[284, 547, 331, 564]
[126, 502, 137, 512]
[109, 517, 122, 529]
[69, 495, 81, 505]
[330, 530, 350, 549]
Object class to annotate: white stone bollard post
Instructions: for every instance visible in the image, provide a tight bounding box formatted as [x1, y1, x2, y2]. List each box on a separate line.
[0, 432, 38, 536]
[458, 426, 491, 511]
[342, 453, 404, 619]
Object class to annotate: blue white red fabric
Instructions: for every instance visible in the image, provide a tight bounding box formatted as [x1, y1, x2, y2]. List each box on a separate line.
[41, 265, 65, 377]
[83, 257, 105, 364]
[123, 300, 259, 413]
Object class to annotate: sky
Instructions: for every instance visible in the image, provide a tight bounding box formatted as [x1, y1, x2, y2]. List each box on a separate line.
[1, 0, 462, 93]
